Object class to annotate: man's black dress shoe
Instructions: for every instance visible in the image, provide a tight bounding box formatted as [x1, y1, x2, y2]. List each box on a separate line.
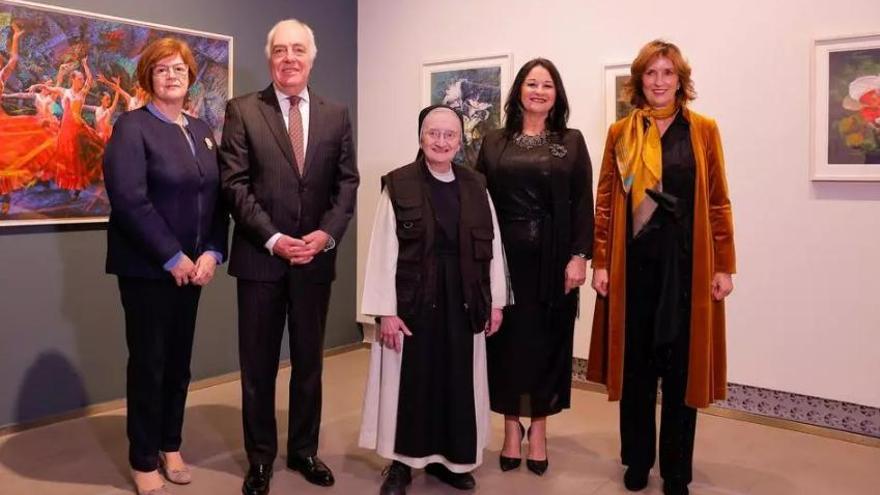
[663, 479, 689, 495]
[380, 461, 412, 495]
[242, 463, 273, 495]
[424, 463, 475, 490]
[287, 455, 335, 487]
[623, 466, 649, 491]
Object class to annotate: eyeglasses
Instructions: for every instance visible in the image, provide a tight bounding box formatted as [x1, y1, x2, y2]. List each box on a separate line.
[424, 129, 460, 142]
[152, 64, 189, 78]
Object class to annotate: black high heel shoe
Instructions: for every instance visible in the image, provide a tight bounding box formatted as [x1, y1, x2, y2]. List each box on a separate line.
[525, 425, 549, 476]
[499, 422, 525, 471]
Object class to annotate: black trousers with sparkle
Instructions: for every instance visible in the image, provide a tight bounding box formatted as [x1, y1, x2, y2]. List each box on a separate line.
[619, 246, 697, 484]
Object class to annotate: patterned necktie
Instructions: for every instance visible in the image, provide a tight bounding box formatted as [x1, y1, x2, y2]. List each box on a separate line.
[288, 95, 305, 174]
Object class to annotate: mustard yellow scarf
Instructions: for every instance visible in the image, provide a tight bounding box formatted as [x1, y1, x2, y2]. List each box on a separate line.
[615, 104, 678, 236]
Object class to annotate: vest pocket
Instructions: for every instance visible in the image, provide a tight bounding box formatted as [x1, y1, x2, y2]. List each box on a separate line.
[470, 228, 493, 331]
[395, 206, 423, 242]
[471, 227, 494, 261]
[395, 266, 422, 316]
[468, 279, 492, 333]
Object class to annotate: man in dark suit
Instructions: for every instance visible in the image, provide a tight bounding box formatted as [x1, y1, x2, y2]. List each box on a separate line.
[219, 18, 358, 495]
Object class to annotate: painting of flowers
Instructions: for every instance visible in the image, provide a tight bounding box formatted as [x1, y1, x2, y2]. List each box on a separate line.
[828, 49, 880, 164]
[813, 34, 880, 180]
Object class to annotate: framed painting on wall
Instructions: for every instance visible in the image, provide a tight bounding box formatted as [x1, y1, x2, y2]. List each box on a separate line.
[604, 62, 633, 131]
[812, 33, 880, 181]
[421, 53, 512, 168]
[0, 0, 233, 226]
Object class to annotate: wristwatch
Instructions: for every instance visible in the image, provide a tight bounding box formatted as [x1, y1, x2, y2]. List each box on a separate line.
[573, 252, 588, 259]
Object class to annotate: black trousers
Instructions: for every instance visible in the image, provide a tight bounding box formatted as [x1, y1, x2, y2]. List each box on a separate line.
[620, 249, 697, 484]
[237, 274, 331, 465]
[118, 277, 201, 472]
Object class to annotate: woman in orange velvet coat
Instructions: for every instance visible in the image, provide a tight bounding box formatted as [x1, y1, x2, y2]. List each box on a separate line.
[586, 40, 736, 495]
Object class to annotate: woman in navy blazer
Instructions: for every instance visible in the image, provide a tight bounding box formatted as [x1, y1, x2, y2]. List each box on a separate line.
[103, 37, 227, 495]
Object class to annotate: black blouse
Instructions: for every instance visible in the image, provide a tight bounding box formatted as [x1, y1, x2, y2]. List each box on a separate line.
[659, 110, 696, 228]
[629, 110, 696, 248]
[627, 110, 696, 349]
[476, 128, 593, 303]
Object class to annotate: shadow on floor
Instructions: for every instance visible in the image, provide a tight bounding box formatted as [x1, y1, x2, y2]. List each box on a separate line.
[0, 403, 245, 489]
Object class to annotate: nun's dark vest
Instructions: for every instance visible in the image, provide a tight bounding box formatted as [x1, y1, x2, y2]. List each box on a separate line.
[382, 160, 494, 333]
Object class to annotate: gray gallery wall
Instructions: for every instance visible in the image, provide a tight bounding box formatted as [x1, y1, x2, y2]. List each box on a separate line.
[0, 0, 358, 429]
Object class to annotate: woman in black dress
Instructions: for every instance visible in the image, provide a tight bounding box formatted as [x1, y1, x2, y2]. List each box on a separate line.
[476, 58, 593, 475]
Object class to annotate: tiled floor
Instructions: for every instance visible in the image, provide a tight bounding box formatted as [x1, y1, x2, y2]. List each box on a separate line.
[1, 348, 877, 494]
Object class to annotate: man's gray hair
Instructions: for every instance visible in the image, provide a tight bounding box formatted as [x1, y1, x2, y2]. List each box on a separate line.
[264, 19, 317, 60]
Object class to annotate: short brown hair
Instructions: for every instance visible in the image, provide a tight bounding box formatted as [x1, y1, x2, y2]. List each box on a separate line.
[136, 37, 198, 99]
[623, 39, 696, 108]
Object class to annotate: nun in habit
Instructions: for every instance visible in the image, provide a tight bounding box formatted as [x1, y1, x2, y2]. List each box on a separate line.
[359, 105, 508, 495]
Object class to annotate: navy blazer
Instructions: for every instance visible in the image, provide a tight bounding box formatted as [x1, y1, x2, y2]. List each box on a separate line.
[104, 107, 229, 279]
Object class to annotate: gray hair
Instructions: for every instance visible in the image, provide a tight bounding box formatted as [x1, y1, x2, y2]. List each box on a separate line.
[264, 19, 317, 60]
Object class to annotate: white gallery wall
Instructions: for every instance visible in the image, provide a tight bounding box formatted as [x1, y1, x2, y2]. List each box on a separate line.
[357, 0, 880, 408]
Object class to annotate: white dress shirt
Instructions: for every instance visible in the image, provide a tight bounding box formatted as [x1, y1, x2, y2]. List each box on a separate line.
[265, 85, 335, 254]
[274, 85, 310, 154]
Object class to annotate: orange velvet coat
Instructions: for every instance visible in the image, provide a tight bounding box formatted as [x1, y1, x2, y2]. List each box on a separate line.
[586, 108, 736, 409]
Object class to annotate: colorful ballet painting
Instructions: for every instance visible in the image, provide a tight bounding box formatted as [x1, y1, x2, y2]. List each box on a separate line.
[0, 0, 231, 225]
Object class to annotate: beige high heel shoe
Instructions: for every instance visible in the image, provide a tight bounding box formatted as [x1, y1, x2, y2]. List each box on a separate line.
[158, 452, 192, 485]
[131, 469, 170, 495]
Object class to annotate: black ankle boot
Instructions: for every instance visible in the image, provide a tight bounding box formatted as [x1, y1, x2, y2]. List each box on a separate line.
[623, 466, 649, 491]
[424, 463, 476, 490]
[380, 461, 411, 495]
[663, 479, 689, 495]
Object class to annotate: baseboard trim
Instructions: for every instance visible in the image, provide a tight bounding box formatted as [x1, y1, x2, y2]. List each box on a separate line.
[0, 341, 370, 438]
[5, 345, 875, 449]
[571, 357, 880, 447]
[571, 381, 879, 448]
[701, 404, 880, 448]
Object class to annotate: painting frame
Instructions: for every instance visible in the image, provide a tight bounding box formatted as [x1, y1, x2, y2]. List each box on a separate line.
[604, 62, 632, 131]
[0, 0, 233, 226]
[811, 33, 880, 181]
[421, 53, 512, 168]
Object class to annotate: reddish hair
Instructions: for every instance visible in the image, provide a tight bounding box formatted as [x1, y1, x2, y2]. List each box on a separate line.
[135, 37, 197, 99]
[623, 39, 696, 108]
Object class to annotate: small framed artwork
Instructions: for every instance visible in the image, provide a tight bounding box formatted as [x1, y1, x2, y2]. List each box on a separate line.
[812, 33, 880, 181]
[421, 53, 512, 167]
[604, 63, 633, 130]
